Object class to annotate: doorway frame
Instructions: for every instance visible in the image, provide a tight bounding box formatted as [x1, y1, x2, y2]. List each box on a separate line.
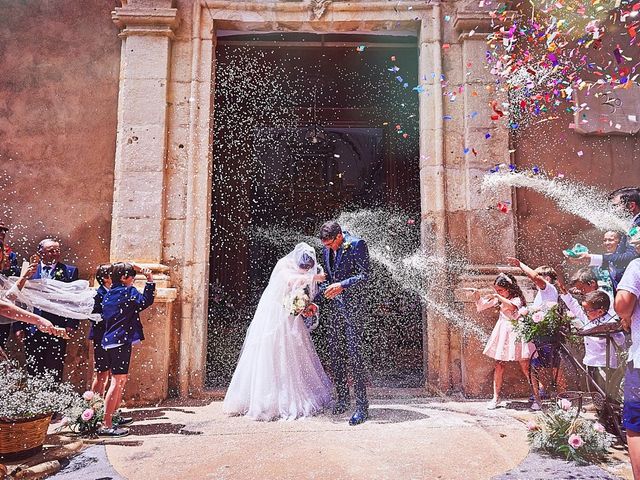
[178, 0, 449, 396]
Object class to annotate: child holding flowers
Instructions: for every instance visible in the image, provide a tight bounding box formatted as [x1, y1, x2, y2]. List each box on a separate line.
[476, 272, 534, 409]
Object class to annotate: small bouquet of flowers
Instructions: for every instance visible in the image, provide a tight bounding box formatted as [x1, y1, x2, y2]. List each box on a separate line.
[61, 390, 105, 437]
[511, 302, 573, 343]
[286, 287, 311, 317]
[526, 400, 614, 464]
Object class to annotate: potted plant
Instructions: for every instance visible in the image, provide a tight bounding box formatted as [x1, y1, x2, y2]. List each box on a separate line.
[0, 361, 78, 461]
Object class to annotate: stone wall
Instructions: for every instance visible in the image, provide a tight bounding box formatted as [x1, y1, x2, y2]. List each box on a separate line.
[0, 0, 121, 386]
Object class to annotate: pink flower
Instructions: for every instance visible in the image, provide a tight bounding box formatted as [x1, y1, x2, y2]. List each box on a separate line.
[593, 422, 605, 433]
[518, 307, 529, 316]
[526, 420, 539, 431]
[558, 399, 572, 411]
[82, 391, 95, 401]
[81, 408, 94, 422]
[532, 311, 545, 323]
[568, 434, 584, 449]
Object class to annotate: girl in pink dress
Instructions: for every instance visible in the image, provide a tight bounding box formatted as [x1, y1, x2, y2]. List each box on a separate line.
[477, 273, 534, 409]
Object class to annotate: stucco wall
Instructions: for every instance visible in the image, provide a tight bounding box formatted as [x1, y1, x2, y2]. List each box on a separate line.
[0, 0, 121, 385]
[515, 110, 640, 269]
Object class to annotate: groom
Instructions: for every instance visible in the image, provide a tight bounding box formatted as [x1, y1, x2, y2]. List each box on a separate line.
[318, 220, 370, 426]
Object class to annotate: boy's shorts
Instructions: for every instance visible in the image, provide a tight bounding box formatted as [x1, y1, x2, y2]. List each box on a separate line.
[105, 343, 133, 375]
[623, 363, 640, 433]
[531, 342, 561, 369]
[93, 339, 110, 373]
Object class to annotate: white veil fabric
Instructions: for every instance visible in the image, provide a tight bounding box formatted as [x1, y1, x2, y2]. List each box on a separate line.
[0, 275, 100, 322]
[223, 242, 333, 421]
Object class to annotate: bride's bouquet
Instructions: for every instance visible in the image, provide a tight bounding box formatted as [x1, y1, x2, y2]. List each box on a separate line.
[286, 287, 311, 317]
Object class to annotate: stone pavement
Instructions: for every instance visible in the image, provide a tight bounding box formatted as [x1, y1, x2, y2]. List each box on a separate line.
[49, 395, 632, 480]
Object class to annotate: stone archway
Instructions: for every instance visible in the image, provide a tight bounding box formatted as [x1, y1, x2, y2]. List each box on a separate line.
[110, 0, 516, 403]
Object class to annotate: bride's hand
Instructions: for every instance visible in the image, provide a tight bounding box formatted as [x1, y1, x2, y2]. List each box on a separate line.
[313, 272, 326, 282]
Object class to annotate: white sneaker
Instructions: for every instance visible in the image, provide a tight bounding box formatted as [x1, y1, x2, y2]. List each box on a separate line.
[487, 399, 499, 410]
[531, 402, 542, 411]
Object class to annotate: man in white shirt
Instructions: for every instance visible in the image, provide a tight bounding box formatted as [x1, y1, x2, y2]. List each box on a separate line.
[616, 256, 640, 478]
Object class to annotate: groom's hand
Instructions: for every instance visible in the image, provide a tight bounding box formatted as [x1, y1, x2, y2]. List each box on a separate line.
[324, 283, 344, 299]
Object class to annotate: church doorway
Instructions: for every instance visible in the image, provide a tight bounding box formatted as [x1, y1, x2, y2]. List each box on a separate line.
[206, 33, 423, 388]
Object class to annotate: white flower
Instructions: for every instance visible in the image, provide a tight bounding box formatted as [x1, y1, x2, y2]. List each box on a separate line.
[518, 307, 529, 316]
[558, 399, 572, 411]
[532, 311, 545, 323]
[82, 391, 95, 401]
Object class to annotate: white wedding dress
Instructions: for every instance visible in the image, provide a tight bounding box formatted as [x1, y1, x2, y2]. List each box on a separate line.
[223, 243, 333, 421]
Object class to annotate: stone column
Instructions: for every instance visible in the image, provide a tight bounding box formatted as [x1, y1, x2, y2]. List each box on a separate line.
[452, 9, 520, 397]
[111, 1, 179, 405]
[418, 6, 454, 392]
[111, 3, 177, 262]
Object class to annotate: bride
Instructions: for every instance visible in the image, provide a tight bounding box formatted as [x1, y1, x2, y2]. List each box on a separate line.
[223, 242, 333, 421]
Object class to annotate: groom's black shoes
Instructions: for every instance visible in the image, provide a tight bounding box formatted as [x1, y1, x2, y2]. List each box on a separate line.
[332, 402, 349, 415]
[349, 409, 368, 426]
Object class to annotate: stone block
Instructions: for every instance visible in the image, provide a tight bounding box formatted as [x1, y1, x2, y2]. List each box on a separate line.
[120, 78, 169, 126]
[163, 218, 186, 264]
[466, 209, 516, 263]
[123, 299, 173, 405]
[111, 216, 164, 263]
[117, 123, 167, 172]
[164, 164, 187, 220]
[463, 88, 496, 131]
[461, 39, 495, 84]
[166, 124, 190, 169]
[420, 165, 446, 212]
[443, 130, 464, 167]
[167, 80, 192, 110]
[169, 40, 193, 83]
[442, 43, 463, 86]
[466, 166, 513, 210]
[113, 170, 165, 219]
[464, 127, 509, 167]
[445, 167, 467, 211]
[122, 35, 171, 80]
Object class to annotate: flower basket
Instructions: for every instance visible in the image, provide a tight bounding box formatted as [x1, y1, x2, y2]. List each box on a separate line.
[0, 413, 52, 461]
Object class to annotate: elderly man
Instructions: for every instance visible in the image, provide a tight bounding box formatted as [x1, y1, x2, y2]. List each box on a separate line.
[15, 239, 79, 382]
[0, 221, 21, 348]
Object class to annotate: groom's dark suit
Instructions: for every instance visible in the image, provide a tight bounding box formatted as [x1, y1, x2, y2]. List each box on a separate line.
[319, 231, 370, 410]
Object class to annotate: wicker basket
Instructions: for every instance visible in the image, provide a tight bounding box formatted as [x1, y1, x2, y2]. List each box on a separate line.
[0, 414, 52, 461]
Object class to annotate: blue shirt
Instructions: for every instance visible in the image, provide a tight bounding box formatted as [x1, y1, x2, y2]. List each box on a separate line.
[101, 282, 155, 349]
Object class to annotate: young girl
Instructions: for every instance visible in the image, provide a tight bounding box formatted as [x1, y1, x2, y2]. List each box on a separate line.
[478, 273, 533, 409]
